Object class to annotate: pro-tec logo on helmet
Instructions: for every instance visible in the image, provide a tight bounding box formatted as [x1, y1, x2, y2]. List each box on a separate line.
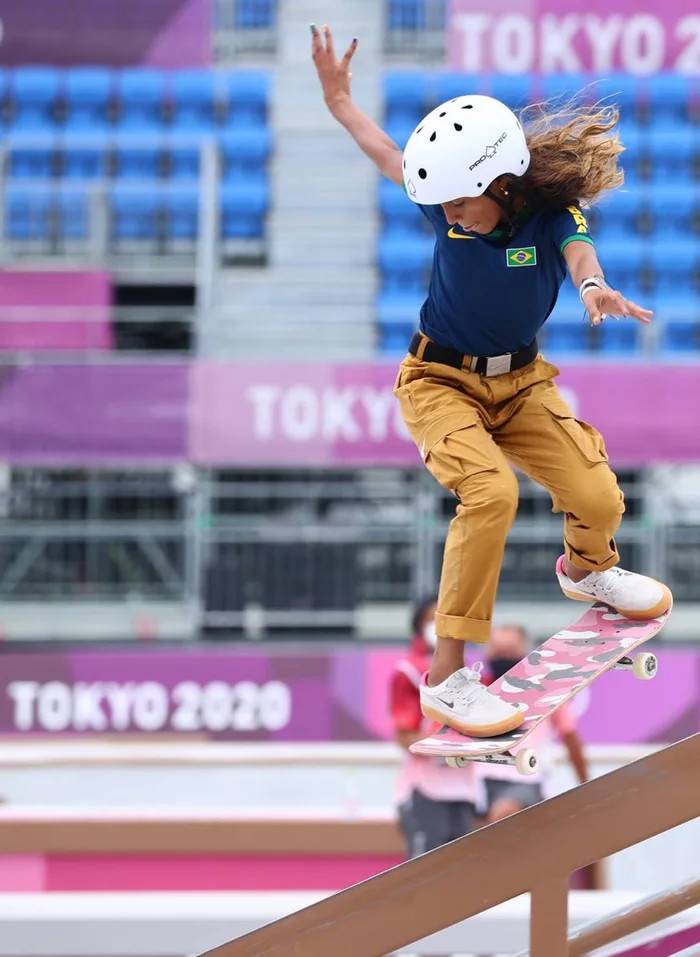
[469, 131, 508, 172]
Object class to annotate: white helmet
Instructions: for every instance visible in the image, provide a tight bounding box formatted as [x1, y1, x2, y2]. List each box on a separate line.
[402, 95, 530, 206]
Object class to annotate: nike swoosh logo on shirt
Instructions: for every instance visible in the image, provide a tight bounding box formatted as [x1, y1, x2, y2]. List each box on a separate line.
[447, 227, 475, 240]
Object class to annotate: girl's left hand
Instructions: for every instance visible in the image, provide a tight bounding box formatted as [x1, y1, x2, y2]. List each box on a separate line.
[583, 288, 653, 326]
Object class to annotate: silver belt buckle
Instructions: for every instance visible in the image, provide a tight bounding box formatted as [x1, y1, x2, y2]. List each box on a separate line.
[485, 354, 512, 377]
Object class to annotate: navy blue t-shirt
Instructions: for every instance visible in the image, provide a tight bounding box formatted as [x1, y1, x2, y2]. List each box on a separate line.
[417, 202, 594, 356]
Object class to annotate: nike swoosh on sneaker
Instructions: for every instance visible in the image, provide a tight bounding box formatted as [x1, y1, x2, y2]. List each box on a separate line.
[436, 696, 455, 709]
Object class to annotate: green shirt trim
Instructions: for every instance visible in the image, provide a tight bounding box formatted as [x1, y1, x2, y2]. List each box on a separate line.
[560, 234, 595, 253]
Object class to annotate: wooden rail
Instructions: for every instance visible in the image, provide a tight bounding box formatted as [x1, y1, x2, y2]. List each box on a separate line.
[200, 734, 700, 957]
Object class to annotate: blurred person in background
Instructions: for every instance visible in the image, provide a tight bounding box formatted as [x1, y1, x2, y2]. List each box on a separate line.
[475, 623, 604, 888]
[389, 596, 478, 859]
[311, 23, 672, 743]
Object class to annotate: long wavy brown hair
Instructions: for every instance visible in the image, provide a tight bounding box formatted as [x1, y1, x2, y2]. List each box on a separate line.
[516, 98, 624, 209]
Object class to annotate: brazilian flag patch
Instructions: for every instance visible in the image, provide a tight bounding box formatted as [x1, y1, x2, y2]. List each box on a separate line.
[506, 246, 537, 267]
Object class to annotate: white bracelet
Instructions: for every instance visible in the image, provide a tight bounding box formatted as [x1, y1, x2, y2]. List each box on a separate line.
[578, 274, 609, 304]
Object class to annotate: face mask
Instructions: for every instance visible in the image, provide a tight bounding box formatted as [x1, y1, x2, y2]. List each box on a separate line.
[488, 657, 520, 680]
[422, 621, 437, 649]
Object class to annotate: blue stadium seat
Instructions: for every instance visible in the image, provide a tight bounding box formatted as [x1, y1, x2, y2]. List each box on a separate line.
[541, 74, 591, 103]
[167, 138, 200, 179]
[170, 70, 217, 132]
[648, 125, 697, 180]
[377, 290, 424, 324]
[544, 315, 590, 354]
[648, 184, 698, 236]
[597, 319, 642, 354]
[225, 71, 269, 127]
[220, 182, 269, 238]
[651, 238, 698, 292]
[385, 120, 416, 149]
[7, 134, 55, 179]
[61, 139, 108, 180]
[487, 75, 533, 111]
[58, 185, 89, 239]
[116, 69, 166, 129]
[235, 0, 276, 28]
[219, 128, 270, 181]
[4, 183, 88, 241]
[165, 184, 199, 240]
[432, 72, 479, 107]
[10, 67, 60, 130]
[647, 74, 694, 124]
[109, 183, 159, 240]
[592, 74, 640, 117]
[378, 235, 433, 293]
[595, 236, 647, 287]
[64, 68, 113, 131]
[617, 124, 644, 175]
[595, 189, 643, 235]
[387, 0, 424, 30]
[384, 72, 428, 126]
[662, 319, 700, 353]
[113, 135, 162, 179]
[379, 178, 423, 234]
[5, 183, 53, 239]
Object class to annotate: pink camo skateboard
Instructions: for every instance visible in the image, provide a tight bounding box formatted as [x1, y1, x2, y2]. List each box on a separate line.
[410, 602, 672, 776]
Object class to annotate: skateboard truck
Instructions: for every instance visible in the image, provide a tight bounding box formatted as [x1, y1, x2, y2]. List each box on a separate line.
[446, 748, 539, 776]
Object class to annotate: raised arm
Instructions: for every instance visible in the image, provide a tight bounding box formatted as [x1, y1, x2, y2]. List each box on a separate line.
[310, 24, 404, 187]
[563, 239, 653, 326]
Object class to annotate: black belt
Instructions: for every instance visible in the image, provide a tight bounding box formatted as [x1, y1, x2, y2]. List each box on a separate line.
[408, 332, 538, 377]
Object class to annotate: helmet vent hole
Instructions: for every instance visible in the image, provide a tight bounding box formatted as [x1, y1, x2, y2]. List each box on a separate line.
[477, 182, 482, 188]
[403, 158, 406, 168]
[439, 111, 446, 117]
[416, 126, 423, 133]
[521, 159, 524, 165]
[453, 123, 462, 131]
[418, 168, 427, 179]
[461, 104, 473, 109]
[430, 131, 436, 141]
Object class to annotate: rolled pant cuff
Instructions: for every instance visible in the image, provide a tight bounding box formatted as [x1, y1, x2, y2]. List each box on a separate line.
[435, 612, 491, 643]
[564, 542, 620, 573]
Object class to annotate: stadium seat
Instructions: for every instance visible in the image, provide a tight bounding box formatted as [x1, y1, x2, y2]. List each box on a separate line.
[379, 178, 424, 234]
[7, 135, 55, 179]
[116, 69, 166, 129]
[219, 128, 270, 182]
[596, 319, 642, 354]
[61, 139, 108, 180]
[167, 138, 201, 180]
[432, 72, 479, 107]
[387, 0, 425, 31]
[663, 319, 700, 352]
[64, 68, 113, 131]
[220, 182, 269, 238]
[225, 71, 269, 127]
[544, 315, 590, 354]
[648, 184, 698, 237]
[651, 238, 698, 292]
[594, 236, 648, 288]
[4, 183, 88, 241]
[540, 73, 591, 104]
[10, 67, 60, 130]
[58, 185, 90, 239]
[377, 290, 424, 325]
[385, 119, 417, 149]
[378, 235, 433, 293]
[109, 183, 159, 240]
[647, 74, 694, 125]
[165, 184, 199, 240]
[595, 188, 643, 235]
[113, 135, 162, 179]
[648, 125, 697, 181]
[379, 323, 415, 355]
[488, 75, 534, 111]
[384, 72, 428, 126]
[235, 0, 276, 29]
[170, 70, 217, 132]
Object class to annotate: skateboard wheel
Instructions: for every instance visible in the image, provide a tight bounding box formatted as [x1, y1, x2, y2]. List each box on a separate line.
[446, 756, 469, 768]
[515, 749, 538, 776]
[633, 652, 658, 680]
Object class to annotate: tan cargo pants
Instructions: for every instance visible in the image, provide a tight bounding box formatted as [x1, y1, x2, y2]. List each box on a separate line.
[394, 338, 625, 643]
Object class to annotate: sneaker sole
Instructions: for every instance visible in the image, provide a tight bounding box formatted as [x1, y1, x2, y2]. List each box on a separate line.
[420, 704, 525, 738]
[560, 581, 673, 620]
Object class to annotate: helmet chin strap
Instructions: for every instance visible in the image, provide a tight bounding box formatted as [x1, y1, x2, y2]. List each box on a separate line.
[484, 180, 521, 239]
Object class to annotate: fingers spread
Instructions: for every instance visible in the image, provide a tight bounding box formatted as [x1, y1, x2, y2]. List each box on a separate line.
[323, 24, 336, 59]
[342, 37, 358, 65]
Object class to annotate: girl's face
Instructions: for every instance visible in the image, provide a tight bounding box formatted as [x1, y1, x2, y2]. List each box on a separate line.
[440, 192, 503, 234]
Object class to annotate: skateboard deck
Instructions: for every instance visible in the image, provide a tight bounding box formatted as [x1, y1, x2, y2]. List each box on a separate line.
[410, 602, 671, 775]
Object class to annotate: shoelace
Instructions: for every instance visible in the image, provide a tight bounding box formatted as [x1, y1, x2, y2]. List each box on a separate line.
[588, 566, 630, 599]
[450, 663, 491, 707]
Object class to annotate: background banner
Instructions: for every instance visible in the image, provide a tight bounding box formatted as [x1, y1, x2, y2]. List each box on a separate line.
[447, 0, 700, 74]
[0, 647, 696, 743]
[0, 0, 211, 67]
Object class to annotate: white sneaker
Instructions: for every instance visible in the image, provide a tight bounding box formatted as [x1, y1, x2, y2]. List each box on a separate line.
[556, 555, 672, 619]
[420, 665, 524, 737]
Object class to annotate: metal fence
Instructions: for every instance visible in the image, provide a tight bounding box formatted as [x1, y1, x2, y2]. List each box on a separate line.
[0, 464, 697, 637]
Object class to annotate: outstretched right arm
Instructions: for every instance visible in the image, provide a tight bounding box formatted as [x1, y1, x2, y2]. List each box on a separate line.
[311, 24, 404, 188]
